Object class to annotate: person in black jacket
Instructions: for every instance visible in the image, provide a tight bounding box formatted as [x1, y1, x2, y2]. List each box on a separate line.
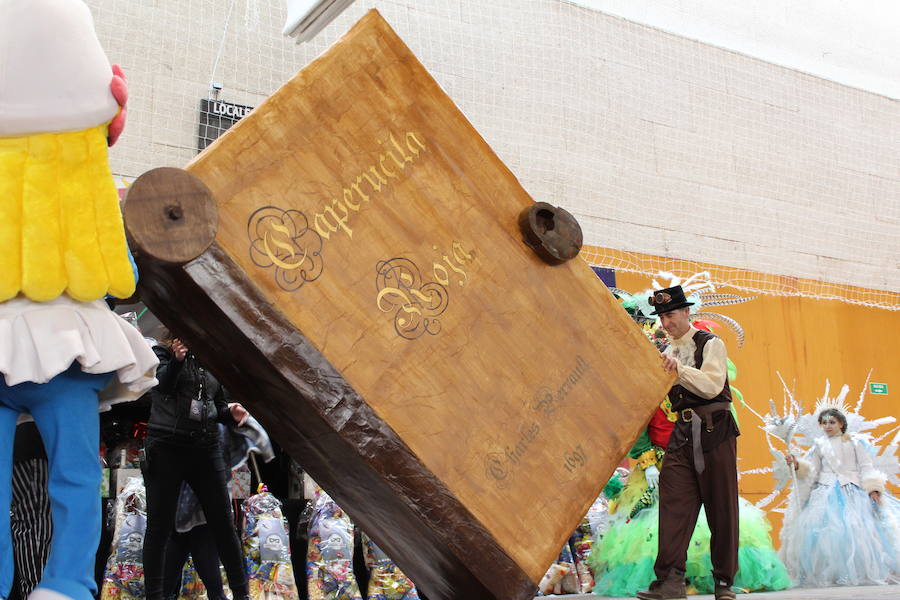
[142, 335, 249, 600]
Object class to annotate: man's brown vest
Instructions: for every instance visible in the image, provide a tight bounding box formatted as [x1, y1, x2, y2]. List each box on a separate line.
[667, 330, 739, 453]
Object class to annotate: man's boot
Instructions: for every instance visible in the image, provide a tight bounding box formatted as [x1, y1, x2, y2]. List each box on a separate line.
[714, 581, 737, 600]
[635, 573, 687, 600]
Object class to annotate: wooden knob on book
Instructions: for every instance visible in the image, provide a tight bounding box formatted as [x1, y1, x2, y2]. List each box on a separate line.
[123, 167, 218, 264]
[519, 202, 583, 264]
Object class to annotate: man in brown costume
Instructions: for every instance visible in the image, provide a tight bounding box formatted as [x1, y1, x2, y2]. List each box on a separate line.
[636, 285, 739, 600]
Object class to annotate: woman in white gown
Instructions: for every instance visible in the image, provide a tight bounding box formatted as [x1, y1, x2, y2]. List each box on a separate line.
[783, 408, 900, 587]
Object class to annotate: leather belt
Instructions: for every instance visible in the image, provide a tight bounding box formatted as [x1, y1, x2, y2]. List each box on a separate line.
[679, 401, 730, 474]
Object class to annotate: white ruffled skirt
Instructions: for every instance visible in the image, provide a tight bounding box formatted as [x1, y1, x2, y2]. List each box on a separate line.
[0, 295, 158, 410]
[782, 480, 900, 587]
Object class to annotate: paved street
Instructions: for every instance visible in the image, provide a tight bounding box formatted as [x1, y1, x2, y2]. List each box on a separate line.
[542, 585, 900, 600]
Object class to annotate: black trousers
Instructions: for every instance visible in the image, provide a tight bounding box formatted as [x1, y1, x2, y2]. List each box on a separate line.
[163, 525, 225, 600]
[654, 437, 739, 587]
[142, 438, 247, 600]
[10, 458, 52, 600]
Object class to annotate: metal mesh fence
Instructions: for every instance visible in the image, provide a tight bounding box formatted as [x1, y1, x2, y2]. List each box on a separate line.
[89, 0, 899, 306]
[580, 246, 900, 311]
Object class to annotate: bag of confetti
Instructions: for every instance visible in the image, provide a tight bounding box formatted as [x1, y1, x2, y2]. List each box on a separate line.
[306, 488, 362, 600]
[242, 490, 301, 600]
[100, 477, 146, 600]
[569, 518, 594, 592]
[175, 555, 211, 600]
[536, 543, 578, 595]
[361, 533, 419, 600]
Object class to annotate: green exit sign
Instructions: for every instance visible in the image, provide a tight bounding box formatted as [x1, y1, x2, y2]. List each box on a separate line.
[870, 382, 889, 395]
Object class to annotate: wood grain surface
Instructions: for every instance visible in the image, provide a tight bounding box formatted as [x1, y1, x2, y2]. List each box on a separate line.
[134, 10, 674, 599]
[124, 167, 217, 263]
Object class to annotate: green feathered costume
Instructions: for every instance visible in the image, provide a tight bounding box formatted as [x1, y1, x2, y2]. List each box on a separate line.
[586, 409, 791, 596]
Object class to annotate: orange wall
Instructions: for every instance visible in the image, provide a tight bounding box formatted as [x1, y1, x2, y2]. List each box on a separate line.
[613, 269, 899, 544]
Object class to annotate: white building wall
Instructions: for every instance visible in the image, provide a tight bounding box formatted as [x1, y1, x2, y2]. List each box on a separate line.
[87, 0, 900, 295]
[565, 0, 900, 101]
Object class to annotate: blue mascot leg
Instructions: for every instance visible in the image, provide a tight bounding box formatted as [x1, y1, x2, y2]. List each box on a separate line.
[21, 365, 111, 600]
[0, 400, 19, 600]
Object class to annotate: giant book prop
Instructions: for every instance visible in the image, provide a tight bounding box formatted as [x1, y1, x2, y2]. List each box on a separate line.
[125, 10, 673, 600]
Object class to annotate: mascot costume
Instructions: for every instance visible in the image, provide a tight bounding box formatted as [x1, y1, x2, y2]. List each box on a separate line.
[0, 2, 159, 600]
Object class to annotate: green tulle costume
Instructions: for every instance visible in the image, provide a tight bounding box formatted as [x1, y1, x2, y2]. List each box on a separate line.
[586, 462, 792, 597]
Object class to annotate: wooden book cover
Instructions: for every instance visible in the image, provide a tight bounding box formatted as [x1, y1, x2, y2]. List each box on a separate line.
[130, 10, 673, 599]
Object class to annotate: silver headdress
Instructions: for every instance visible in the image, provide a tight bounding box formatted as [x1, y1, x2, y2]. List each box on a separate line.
[629, 271, 754, 346]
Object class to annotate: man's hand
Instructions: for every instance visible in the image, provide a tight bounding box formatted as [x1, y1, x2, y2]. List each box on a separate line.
[229, 402, 249, 426]
[645, 464, 660, 489]
[661, 354, 679, 373]
[171, 339, 188, 362]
